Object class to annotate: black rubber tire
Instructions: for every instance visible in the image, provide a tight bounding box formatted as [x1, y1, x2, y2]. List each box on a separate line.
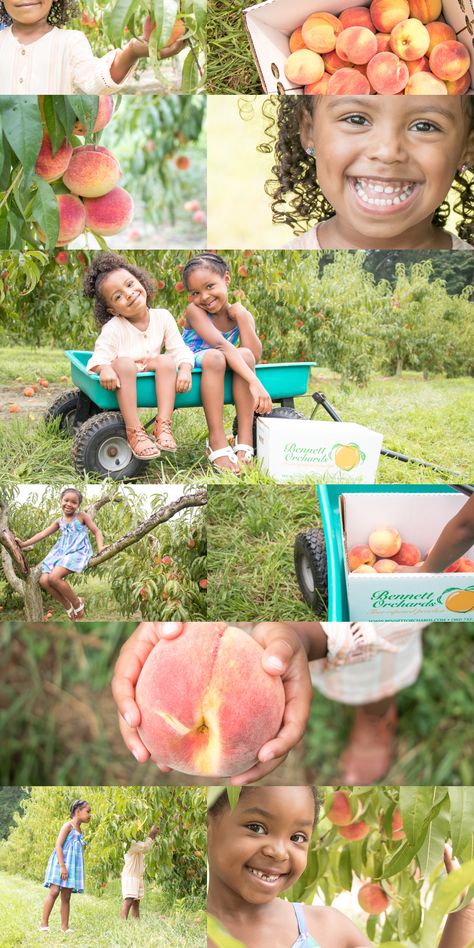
[44, 389, 81, 433]
[232, 405, 305, 451]
[72, 411, 148, 480]
[294, 528, 328, 610]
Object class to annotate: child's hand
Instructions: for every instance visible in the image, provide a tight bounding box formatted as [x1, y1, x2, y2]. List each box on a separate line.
[111, 622, 184, 765]
[249, 379, 272, 415]
[229, 622, 313, 785]
[176, 365, 193, 393]
[99, 366, 120, 391]
[60, 866, 68, 881]
[128, 37, 150, 58]
[14, 537, 25, 548]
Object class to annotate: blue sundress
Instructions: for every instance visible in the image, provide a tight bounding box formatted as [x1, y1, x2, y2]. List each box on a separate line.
[44, 828, 86, 893]
[182, 314, 240, 367]
[41, 514, 93, 574]
[291, 903, 321, 947]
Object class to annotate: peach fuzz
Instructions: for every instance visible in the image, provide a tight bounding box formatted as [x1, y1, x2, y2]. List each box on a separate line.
[305, 72, 331, 94]
[404, 71, 447, 92]
[63, 145, 121, 199]
[326, 790, 358, 826]
[135, 623, 285, 777]
[302, 12, 342, 54]
[429, 41, 471, 82]
[289, 26, 306, 53]
[426, 21, 456, 56]
[406, 56, 430, 75]
[358, 882, 390, 914]
[408, 0, 442, 22]
[375, 32, 392, 52]
[323, 49, 350, 74]
[367, 52, 409, 93]
[73, 96, 114, 135]
[445, 73, 471, 94]
[285, 49, 324, 85]
[370, 0, 409, 33]
[368, 527, 402, 558]
[348, 545, 376, 571]
[336, 26, 377, 65]
[35, 133, 72, 183]
[339, 820, 371, 841]
[339, 6, 376, 32]
[374, 558, 399, 573]
[390, 19, 430, 61]
[327, 68, 370, 94]
[392, 542, 422, 565]
[84, 186, 134, 236]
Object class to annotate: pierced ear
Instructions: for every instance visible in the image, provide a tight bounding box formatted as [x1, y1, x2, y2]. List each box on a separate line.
[299, 108, 314, 155]
[460, 130, 474, 171]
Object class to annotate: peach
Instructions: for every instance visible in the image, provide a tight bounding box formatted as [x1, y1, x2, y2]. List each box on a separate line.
[348, 545, 376, 571]
[289, 26, 306, 53]
[339, 820, 371, 840]
[406, 56, 430, 75]
[392, 542, 422, 565]
[285, 49, 325, 85]
[430, 42, 471, 82]
[84, 186, 134, 236]
[408, 0, 442, 22]
[73, 96, 114, 135]
[37, 194, 86, 246]
[339, 7, 376, 33]
[446, 557, 474, 572]
[302, 12, 343, 54]
[63, 145, 121, 198]
[445, 73, 471, 94]
[390, 19, 430, 61]
[367, 52, 409, 93]
[391, 808, 405, 840]
[426, 21, 456, 56]
[144, 16, 185, 45]
[404, 70, 447, 92]
[35, 133, 72, 182]
[358, 882, 390, 914]
[326, 790, 355, 826]
[375, 32, 392, 52]
[336, 26, 377, 65]
[368, 527, 402, 558]
[353, 564, 377, 573]
[304, 72, 331, 94]
[135, 623, 285, 776]
[327, 68, 370, 94]
[323, 50, 350, 74]
[374, 558, 398, 573]
[370, 0, 410, 33]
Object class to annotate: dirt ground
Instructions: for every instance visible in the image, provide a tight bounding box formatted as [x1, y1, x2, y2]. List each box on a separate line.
[0, 382, 71, 422]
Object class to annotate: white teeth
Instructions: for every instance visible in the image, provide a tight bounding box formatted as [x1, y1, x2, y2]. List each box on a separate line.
[248, 867, 280, 882]
[354, 178, 415, 207]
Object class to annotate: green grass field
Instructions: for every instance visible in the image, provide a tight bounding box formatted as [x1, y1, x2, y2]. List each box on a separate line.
[207, 0, 262, 93]
[0, 872, 204, 948]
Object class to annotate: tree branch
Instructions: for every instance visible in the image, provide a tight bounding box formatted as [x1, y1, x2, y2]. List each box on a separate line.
[0, 504, 26, 593]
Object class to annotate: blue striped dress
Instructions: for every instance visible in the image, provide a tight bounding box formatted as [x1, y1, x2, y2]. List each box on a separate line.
[44, 828, 86, 893]
[182, 315, 240, 366]
[41, 514, 93, 574]
[291, 903, 320, 946]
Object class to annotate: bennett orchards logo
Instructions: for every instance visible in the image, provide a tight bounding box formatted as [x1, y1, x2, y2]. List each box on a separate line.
[370, 585, 474, 613]
[330, 443, 365, 471]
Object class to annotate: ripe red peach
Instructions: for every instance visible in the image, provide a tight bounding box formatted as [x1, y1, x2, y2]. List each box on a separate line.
[353, 564, 377, 573]
[406, 56, 430, 75]
[285, 49, 325, 85]
[429, 41, 471, 82]
[84, 186, 134, 236]
[370, 0, 410, 33]
[323, 49, 350, 73]
[367, 51, 409, 93]
[73, 96, 114, 135]
[326, 790, 354, 826]
[426, 21, 456, 56]
[63, 145, 121, 198]
[336, 26, 378, 64]
[368, 527, 402, 558]
[390, 18, 430, 61]
[35, 133, 73, 182]
[289, 26, 306, 52]
[408, 0, 442, 22]
[391, 808, 406, 839]
[327, 67, 370, 94]
[348, 545, 376, 571]
[358, 882, 390, 914]
[446, 558, 474, 572]
[375, 32, 392, 52]
[40, 194, 86, 246]
[304, 72, 331, 94]
[404, 70, 447, 92]
[445, 73, 471, 94]
[302, 12, 343, 54]
[339, 820, 371, 840]
[135, 623, 285, 776]
[339, 6, 376, 33]
[374, 558, 399, 573]
[392, 542, 422, 565]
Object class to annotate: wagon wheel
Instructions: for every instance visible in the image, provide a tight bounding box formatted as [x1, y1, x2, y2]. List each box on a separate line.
[72, 411, 148, 481]
[294, 528, 328, 611]
[0, 529, 30, 576]
[44, 389, 81, 433]
[232, 405, 305, 451]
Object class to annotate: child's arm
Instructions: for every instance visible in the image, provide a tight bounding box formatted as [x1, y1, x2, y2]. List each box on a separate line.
[109, 34, 186, 84]
[55, 822, 74, 881]
[438, 847, 474, 948]
[80, 513, 105, 553]
[15, 521, 59, 548]
[227, 303, 262, 361]
[419, 495, 474, 573]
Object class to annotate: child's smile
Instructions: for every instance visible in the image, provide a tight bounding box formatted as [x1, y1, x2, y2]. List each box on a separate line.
[4, 0, 53, 24]
[186, 267, 230, 316]
[101, 268, 148, 322]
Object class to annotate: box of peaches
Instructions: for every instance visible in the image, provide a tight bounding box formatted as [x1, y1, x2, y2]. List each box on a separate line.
[341, 491, 474, 620]
[243, 0, 474, 94]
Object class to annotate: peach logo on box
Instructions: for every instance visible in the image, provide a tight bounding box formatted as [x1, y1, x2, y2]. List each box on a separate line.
[442, 586, 474, 613]
[330, 443, 365, 471]
[369, 586, 474, 613]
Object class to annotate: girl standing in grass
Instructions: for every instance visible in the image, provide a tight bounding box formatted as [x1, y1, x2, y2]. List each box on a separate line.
[182, 253, 272, 474]
[40, 799, 91, 934]
[120, 824, 159, 920]
[16, 487, 103, 620]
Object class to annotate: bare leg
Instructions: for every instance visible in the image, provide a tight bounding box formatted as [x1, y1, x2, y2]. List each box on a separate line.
[340, 697, 397, 784]
[40, 573, 73, 611]
[130, 899, 140, 919]
[120, 898, 134, 920]
[232, 348, 257, 461]
[200, 350, 238, 473]
[60, 888, 72, 931]
[48, 567, 81, 611]
[111, 357, 141, 428]
[147, 354, 177, 420]
[41, 885, 60, 927]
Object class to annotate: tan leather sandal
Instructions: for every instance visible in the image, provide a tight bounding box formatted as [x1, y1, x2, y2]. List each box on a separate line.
[125, 425, 161, 460]
[152, 417, 177, 453]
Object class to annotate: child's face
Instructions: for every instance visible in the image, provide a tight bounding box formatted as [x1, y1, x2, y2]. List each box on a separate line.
[101, 268, 148, 319]
[2, 0, 53, 24]
[61, 492, 81, 515]
[300, 96, 474, 244]
[76, 804, 91, 822]
[185, 267, 230, 313]
[208, 787, 315, 906]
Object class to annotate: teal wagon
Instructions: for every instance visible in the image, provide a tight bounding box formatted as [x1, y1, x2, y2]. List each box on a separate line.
[45, 350, 316, 479]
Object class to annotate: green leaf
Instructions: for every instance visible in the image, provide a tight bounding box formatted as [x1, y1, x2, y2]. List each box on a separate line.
[0, 133, 14, 190]
[420, 860, 474, 948]
[207, 915, 245, 948]
[181, 48, 199, 93]
[399, 787, 446, 846]
[68, 97, 99, 138]
[449, 787, 474, 862]
[152, 0, 179, 49]
[417, 801, 450, 878]
[104, 0, 140, 48]
[31, 177, 60, 249]
[0, 97, 43, 184]
[339, 846, 352, 891]
[226, 787, 241, 811]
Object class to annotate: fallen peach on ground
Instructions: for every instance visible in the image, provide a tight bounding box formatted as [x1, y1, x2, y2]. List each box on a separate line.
[135, 623, 285, 776]
[285, 49, 325, 85]
[368, 527, 402, 558]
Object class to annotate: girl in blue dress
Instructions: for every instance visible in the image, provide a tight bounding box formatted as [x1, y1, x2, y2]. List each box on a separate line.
[182, 253, 273, 475]
[16, 487, 104, 620]
[40, 799, 91, 934]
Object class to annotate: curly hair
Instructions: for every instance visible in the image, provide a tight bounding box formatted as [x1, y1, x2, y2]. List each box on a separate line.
[182, 252, 229, 290]
[261, 96, 474, 243]
[208, 786, 321, 827]
[0, 0, 78, 27]
[83, 252, 156, 326]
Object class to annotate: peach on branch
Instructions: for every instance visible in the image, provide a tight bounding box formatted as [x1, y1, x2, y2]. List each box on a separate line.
[301, 12, 343, 54]
[408, 0, 442, 22]
[336, 26, 378, 64]
[404, 70, 447, 92]
[429, 41, 471, 82]
[326, 68, 370, 94]
[348, 545, 376, 571]
[63, 145, 121, 198]
[35, 133, 72, 182]
[285, 49, 325, 85]
[326, 790, 356, 826]
[135, 623, 285, 776]
[358, 882, 390, 914]
[84, 186, 134, 236]
[368, 527, 402, 558]
[37, 193, 86, 246]
[339, 6, 376, 32]
[370, 0, 410, 33]
[339, 820, 371, 840]
[392, 542, 421, 566]
[73, 96, 114, 135]
[367, 52, 409, 92]
[390, 18, 430, 60]
[391, 808, 405, 839]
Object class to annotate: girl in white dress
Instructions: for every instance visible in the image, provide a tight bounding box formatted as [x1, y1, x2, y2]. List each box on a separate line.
[120, 825, 158, 920]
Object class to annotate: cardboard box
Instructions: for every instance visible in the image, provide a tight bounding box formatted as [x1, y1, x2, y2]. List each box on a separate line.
[243, 0, 474, 93]
[256, 416, 383, 481]
[341, 491, 474, 621]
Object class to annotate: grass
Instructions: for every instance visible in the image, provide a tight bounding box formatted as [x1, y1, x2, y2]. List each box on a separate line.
[0, 871, 205, 948]
[207, 0, 262, 94]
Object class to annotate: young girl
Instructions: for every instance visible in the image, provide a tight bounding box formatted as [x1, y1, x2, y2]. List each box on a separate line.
[40, 798, 91, 934]
[208, 786, 474, 948]
[263, 95, 474, 251]
[84, 252, 195, 461]
[182, 253, 272, 474]
[120, 823, 159, 921]
[0, 0, 185, 94]
[16, 487, 104, 620]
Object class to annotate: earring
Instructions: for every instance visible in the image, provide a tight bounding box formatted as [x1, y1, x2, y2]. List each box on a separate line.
[458, 163, 469, 174]
[305, 146, 315, 157]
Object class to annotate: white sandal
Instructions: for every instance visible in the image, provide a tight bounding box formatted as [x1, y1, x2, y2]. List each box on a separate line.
[206, 442, 240, 475]
[234, 443, 254, 463]
[73, 598, 85, 620]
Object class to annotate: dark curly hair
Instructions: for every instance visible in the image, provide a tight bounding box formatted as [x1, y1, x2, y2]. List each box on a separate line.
[208, 786, 320, 828]
[0, 0, 78, 27]
[83, 252, 156, 326]
[182, 252, 229, 290]
[260, 95, 474, 244]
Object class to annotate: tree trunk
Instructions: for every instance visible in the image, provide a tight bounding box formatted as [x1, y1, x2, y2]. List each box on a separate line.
[396, 357, 403, 377]
[23, 571, 45, 621]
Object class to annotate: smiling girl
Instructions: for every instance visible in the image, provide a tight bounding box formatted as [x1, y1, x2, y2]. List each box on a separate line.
[264, 95, 474, 251]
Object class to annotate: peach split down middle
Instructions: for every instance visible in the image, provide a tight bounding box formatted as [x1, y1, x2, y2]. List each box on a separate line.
[136, 623, 285, 776]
